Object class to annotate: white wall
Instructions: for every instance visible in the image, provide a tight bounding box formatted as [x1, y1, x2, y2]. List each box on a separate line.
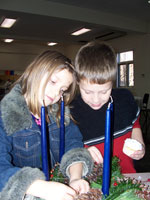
[109, 33, 150, 107]
[0, 42, 68, 71]
[0, 33, 150, 105]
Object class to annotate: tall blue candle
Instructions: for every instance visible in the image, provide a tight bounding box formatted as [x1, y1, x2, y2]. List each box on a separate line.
[102, 96, 113, 197]
[41, 105, 49, 181]
[59, 94, 65, 162]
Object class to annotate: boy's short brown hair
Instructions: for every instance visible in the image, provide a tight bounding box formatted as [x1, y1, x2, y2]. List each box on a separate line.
[75, 41, 117, 84]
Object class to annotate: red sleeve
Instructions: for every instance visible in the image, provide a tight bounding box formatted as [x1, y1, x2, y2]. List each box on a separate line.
[133, 116, 141, 129]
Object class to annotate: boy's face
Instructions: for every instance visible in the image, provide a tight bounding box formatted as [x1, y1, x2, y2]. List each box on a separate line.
[79, 80, 112, 110]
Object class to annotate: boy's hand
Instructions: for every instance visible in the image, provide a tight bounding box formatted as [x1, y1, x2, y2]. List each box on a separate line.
[69, 179, 90, 194]
[130, 144, 145, 160]
[87, 146, 103, 164]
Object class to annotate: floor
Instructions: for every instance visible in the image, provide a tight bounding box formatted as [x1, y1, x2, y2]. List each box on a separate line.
[134, 110, 150, 172]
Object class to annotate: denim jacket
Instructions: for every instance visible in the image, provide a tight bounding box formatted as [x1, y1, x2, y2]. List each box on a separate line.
[0, 84, 93, 200]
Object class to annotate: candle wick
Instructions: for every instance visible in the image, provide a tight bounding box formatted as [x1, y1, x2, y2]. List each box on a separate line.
[108, 96, 113, 108]
[43, 100, 46, 107]
[61, 91, 64, 101]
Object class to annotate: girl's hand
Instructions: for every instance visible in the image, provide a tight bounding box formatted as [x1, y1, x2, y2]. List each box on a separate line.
[69, 179, 90, 194]
[46, 182, 77, 200]
[87, 146, 103, 164]
[26, 180, 77, 200]
[130, 144, 145, 160]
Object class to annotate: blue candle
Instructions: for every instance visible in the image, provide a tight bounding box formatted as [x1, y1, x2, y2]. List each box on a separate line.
[41, 105, 49, 181]
[102, 96, 113, 197]
[59, 94, 65, 162]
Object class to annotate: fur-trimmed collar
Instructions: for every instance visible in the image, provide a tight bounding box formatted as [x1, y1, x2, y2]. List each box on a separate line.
[0, 84, 70, 136]
[0, 84, 33, 136]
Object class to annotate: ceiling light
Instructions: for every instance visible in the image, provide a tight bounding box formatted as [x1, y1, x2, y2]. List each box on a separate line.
[4, 39, 14, 43]
[71, 28, 91, 36]
[0, 18, 17, 28]
[148, 0, 150, 3]
[47, 42, 57, 46]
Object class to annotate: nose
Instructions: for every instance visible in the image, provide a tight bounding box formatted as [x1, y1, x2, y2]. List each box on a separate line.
[92, 93, 100, 103]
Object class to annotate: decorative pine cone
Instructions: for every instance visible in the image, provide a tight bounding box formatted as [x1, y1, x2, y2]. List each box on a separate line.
[74, 188, 102, 200]
[135, 184, 150, 200]
[85, 163, 103, 183]
[50, 157, 150, 199]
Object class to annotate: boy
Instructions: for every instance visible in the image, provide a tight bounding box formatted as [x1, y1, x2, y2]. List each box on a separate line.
[71, 42, 145, 173]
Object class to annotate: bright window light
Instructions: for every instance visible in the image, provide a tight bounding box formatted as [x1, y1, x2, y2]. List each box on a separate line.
[71, 28, 91, 36]
[117, 50, 134, 87]
[120, 51, 133, 62]
[4, 39, 14, 43]
[47, 42, 57, 46]
[0, 18, 17, 28]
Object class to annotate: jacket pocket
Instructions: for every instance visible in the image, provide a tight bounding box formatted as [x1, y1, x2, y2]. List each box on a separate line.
[12, 130, 41, 168]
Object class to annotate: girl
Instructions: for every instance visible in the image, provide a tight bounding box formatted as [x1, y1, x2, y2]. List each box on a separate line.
[0, 50, 93, 200]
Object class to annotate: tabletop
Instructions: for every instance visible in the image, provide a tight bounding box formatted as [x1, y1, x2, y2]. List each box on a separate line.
[124, 172, 150, 186]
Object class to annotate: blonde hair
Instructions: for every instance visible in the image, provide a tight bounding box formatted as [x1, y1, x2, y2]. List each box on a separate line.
[75, 41, 117, 84]
[15, 50, 77, 119]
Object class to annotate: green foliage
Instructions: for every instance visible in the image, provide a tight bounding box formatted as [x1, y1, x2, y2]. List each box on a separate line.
[50, 157, 144, 200]
[112, 189, 142, 200]
[90, 156, 121, 189]
[89, 157, 142, 199]
[106, 179, 142, 200]
[50, 163, 68, 184]
[111, 156, 122, 178]
[91, 181, 102, 189]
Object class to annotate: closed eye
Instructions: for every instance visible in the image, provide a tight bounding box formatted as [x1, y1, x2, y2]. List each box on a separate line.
[85, 90, 91, 94]
[49, 80, 56, 85]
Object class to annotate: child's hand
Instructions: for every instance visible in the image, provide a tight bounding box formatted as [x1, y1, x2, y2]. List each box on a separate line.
[47, 182, 76, 200]
[26, 180, 77, 200]
[48, 182, 77, 200]
[69, 178, 90, 194]
[130, 144, 145, 160]
[87, 146, 103, 164]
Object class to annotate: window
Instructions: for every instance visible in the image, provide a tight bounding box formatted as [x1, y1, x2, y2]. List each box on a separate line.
[117, 51, 134, 87]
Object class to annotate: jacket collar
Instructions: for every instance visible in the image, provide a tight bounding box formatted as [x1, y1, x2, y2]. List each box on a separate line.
[0, 84, 70, 136]
[0, 84, 32, 136]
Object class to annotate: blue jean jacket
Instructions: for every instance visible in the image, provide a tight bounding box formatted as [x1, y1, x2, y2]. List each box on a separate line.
[0, 84, 83, 194]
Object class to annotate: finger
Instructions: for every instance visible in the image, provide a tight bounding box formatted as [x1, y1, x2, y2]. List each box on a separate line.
[79, 182, 90, 194]
[93, 151, 103, 163]
[65, 193, 75, 200]
[130, 152, 144, 160]
[88, 147, 103, 163]
[66, 187, 77, 196]
[71, 180, 90, 194]
[133, 150, 145, 156]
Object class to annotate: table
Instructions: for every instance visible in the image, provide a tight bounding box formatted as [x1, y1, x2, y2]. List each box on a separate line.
[124, 172, 150, 187]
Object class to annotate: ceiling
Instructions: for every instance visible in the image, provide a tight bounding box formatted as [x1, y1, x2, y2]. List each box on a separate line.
[0, 0, 150, 46]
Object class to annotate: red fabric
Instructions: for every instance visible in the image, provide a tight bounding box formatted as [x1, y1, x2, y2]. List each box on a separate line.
[85, 117, 141, 174]
[133, 116, 141, 129]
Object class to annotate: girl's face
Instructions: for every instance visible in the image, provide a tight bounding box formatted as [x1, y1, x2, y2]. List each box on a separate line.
[79, 80, 112, 110]
[39, 68, 73, 106]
